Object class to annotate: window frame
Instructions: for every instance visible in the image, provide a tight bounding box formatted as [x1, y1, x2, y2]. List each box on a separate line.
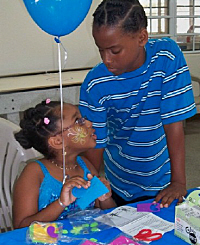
[141, 0, 200, 53]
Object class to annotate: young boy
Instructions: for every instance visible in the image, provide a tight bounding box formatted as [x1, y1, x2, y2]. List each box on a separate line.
[79, 0, 196, 207]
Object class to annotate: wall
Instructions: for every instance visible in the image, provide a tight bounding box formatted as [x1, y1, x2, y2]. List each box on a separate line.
[0, 1, 199, 84]
[0, 0, 101, 77]
[184, 53, 200, 82]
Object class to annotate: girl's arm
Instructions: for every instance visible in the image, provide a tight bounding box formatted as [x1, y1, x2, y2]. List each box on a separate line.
[13, 162, 64, 228]
[95, 177, 116, 209]
[96, 197, 117, 210]
[13, 162, 90, 228]
[82, 157, 116, 209]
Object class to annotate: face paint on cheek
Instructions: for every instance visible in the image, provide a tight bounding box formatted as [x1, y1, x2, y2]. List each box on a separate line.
[67, 126, 88, 145]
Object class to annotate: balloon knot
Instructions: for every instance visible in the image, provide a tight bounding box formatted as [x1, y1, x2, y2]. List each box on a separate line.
[54, 37, 61, 43]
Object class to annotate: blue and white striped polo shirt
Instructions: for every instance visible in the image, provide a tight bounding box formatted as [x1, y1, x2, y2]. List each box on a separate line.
[79, 38, 196, 201]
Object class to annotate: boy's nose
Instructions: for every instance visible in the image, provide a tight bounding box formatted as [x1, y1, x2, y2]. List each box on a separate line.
[103, 53, 112, 66]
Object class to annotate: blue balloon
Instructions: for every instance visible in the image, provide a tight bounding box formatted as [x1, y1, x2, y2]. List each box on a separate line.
[23, 0, 93, 37]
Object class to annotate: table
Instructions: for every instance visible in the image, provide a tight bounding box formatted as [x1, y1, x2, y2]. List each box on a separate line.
[1, 189, 198, 245]
[0, 69, 90, 124]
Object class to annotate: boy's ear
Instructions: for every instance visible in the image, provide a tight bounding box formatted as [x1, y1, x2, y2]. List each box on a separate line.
[48, 135, 63, 150]
[138, 28, 148, 46]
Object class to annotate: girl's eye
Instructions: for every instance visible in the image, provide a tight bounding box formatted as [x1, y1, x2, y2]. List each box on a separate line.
[75, 118, 80, 124]
[75, 117, 83, 124]
[74, 117, 86, 126]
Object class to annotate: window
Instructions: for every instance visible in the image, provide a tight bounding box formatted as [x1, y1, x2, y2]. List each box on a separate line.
[140, 0, 200, 52]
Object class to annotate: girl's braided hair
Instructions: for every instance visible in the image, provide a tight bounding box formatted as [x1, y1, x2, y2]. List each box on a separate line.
[14, 100, 61, 159]
[93, 0, 147, 33]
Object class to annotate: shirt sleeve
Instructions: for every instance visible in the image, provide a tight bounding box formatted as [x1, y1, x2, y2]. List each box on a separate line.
[160, 40, 196, 124]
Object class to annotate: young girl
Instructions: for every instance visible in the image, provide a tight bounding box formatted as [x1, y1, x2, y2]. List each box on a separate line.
[79, 0, 196, 207]
[13, 100, 116, 229]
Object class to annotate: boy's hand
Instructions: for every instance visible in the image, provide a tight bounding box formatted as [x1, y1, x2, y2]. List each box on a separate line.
[154, 182, 187, 208]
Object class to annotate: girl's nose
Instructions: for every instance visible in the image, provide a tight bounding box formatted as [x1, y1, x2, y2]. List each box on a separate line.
[85, 119, 92, 128]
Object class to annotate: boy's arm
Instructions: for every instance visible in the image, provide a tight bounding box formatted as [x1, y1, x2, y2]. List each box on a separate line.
[154, 121, 187, 207]
[82, 148, 105, 173]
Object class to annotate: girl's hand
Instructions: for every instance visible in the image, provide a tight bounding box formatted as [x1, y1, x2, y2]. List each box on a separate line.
[97, 177, 112, 202]
[86, 173, 112, 202]
[59, 176, 90, 207]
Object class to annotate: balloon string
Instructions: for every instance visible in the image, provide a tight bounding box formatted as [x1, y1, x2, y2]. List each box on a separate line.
[55, 37, 66, 184]
[60, 42, 68, 70]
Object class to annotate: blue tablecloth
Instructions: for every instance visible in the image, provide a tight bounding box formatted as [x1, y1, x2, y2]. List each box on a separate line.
[1, 189, 197, 245]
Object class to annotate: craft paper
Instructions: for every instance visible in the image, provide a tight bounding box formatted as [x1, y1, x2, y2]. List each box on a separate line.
[72, 176, 109, 210]
[137, 203, 160, 212]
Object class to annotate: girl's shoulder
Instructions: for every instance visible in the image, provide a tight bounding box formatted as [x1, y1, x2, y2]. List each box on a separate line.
[19, 159, 46, 182]
[13, 160, 44, 194]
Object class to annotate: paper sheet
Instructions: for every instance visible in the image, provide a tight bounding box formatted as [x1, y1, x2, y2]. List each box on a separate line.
[95, 206, 174, 243]
[96, 206, 149, 227]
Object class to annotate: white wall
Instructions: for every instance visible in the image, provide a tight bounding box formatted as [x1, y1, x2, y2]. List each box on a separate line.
[184, 53, 200, 81]
[0, 0, 199, 81]
[0, 0, 101, 76]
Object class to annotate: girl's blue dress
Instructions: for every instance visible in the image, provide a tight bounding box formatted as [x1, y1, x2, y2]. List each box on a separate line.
[36, 156, 94, 220]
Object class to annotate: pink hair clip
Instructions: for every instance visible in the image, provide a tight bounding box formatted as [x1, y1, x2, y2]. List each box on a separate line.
[44, 117, 50, 125]
[46, 98, 51, 104]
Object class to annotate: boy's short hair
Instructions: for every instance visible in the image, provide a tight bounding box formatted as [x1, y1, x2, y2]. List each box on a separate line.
[93, 0, 147, 33]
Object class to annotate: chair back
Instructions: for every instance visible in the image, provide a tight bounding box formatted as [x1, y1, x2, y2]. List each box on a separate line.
[0, 118, 41, 232]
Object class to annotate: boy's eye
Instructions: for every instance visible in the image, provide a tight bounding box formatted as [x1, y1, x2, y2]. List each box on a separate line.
[111, 49, 121, 54]
[99, 49, 104, 55]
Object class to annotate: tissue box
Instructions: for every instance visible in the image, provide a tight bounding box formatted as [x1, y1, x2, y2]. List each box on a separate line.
[174, 190, 200, 245]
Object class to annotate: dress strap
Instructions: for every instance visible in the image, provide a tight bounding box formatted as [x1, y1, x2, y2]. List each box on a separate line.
[34, 159, 49, 175]
[77, 156, 91, 180]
